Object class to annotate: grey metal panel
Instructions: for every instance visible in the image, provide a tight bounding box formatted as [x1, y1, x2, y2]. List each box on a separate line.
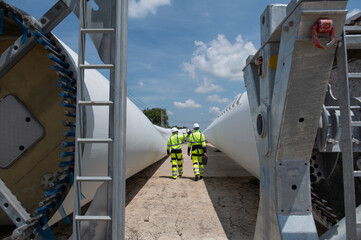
[276, 160, 311, 215]
[0, 95, 45, 168]
[277, 215, 319, 239]
[276, 41, 337, 160]
[260, 4, 287, 46]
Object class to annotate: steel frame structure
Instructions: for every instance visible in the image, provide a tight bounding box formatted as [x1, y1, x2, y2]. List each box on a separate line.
[243, 0, 348, 239]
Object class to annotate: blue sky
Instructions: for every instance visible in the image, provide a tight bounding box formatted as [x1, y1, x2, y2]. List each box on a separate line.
[5, 0, 360, 129]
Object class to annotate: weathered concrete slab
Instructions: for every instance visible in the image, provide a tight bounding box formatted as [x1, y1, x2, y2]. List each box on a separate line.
[50, 143, 259, 239]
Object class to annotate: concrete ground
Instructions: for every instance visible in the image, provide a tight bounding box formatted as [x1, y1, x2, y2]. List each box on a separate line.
[125, 143, 259, 240]
[50, 143, 260, 239]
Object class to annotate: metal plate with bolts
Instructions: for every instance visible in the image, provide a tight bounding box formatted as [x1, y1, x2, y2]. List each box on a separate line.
[276, 160, 311, 215]
[0, 94, 45, 168]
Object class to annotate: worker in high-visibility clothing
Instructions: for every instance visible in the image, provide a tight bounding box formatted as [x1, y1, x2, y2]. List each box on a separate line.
[167, 127, 190, 179]
[187, 123, 207, 181]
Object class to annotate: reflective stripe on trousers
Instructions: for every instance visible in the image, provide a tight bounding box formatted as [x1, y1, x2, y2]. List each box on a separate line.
[192, 155, 202, 176]
[171, 153, 183, 179]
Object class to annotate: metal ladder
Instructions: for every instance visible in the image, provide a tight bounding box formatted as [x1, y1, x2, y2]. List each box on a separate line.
[337, 25, 361, 240]
[73, 0, 127, 239]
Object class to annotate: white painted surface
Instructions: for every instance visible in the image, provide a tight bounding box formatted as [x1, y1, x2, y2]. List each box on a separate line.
[204, 93, 260, 178]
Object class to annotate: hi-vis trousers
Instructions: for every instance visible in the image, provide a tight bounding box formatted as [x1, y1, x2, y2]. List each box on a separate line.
[171, 151, 183, 179]
[191, 151, 204, 177]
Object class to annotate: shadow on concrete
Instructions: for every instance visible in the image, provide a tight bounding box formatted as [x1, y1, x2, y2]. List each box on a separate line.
[50, 156, 168, 238]
[158, 176, 174, 179]
[203, 178, 259, 239]
[202, 145, 260, 239]
[158, 176, 196, 182]
[126, 156, 167, 206]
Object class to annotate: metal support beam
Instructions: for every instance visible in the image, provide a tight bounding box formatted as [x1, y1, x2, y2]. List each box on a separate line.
[337, 29, 358, 240]
[244, 1, 347, 239]
[0, 179, 30, 227]
[112, 0, 128, 238]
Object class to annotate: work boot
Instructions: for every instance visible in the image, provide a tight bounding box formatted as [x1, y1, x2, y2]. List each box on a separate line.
[195, 175, 199, 181]
[179, 173, 182, 177]
[200, 176, 203, 180]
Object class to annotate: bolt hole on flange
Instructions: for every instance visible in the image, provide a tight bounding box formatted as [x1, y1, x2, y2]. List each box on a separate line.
[299, 117, 304, 122]
[292, 185, 297, 190]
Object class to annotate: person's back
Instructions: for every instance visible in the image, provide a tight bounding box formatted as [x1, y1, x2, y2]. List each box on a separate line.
[187, 123, 207, 181]
[167, 128, 189, 179]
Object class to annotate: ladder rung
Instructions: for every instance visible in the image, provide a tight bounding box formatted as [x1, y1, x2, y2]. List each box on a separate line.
[76, 176, 112, 182]
[351, 121, 361, 127]
[75, 215, 112, 221]
[79, 64, 115, 69]
[346, 35, 361, 49]
[348, 73, 361, 79]
[80, 28, 115, 34]
[345, 26, 361, 34]
[77, 138, 113, 143]
[78, 100, 113, 106]
[353, 171, 361, 177]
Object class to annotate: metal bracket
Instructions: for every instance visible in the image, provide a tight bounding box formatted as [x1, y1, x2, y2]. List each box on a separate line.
[0, 179, 30, 227]
[0, 0, 71, 78]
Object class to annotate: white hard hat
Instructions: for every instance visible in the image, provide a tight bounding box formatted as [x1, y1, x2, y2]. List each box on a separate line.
[171, 127, 178, 133]
[193, 123, 199, 128]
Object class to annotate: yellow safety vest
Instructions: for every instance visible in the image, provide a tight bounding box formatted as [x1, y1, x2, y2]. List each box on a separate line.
[167, 133, 187, 151]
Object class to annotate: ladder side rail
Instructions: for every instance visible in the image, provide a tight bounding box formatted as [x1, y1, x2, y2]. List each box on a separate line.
[337, 29, 358, 240]
[73, 0, 87, 239]
[111, 0, 128, 239]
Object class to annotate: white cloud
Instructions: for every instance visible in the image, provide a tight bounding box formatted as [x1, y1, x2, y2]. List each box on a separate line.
[174, 99, 201, 109]
[182, 34, 256, 81]
[207, 94, 229, 103]
[347, 8, 361, 19]
[209, 107, 220, 115]
[138, 81, 144, 87]
[129, 0, 170, 18]
[195, 77, 223, 94]
[167, 110, 174, 115]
